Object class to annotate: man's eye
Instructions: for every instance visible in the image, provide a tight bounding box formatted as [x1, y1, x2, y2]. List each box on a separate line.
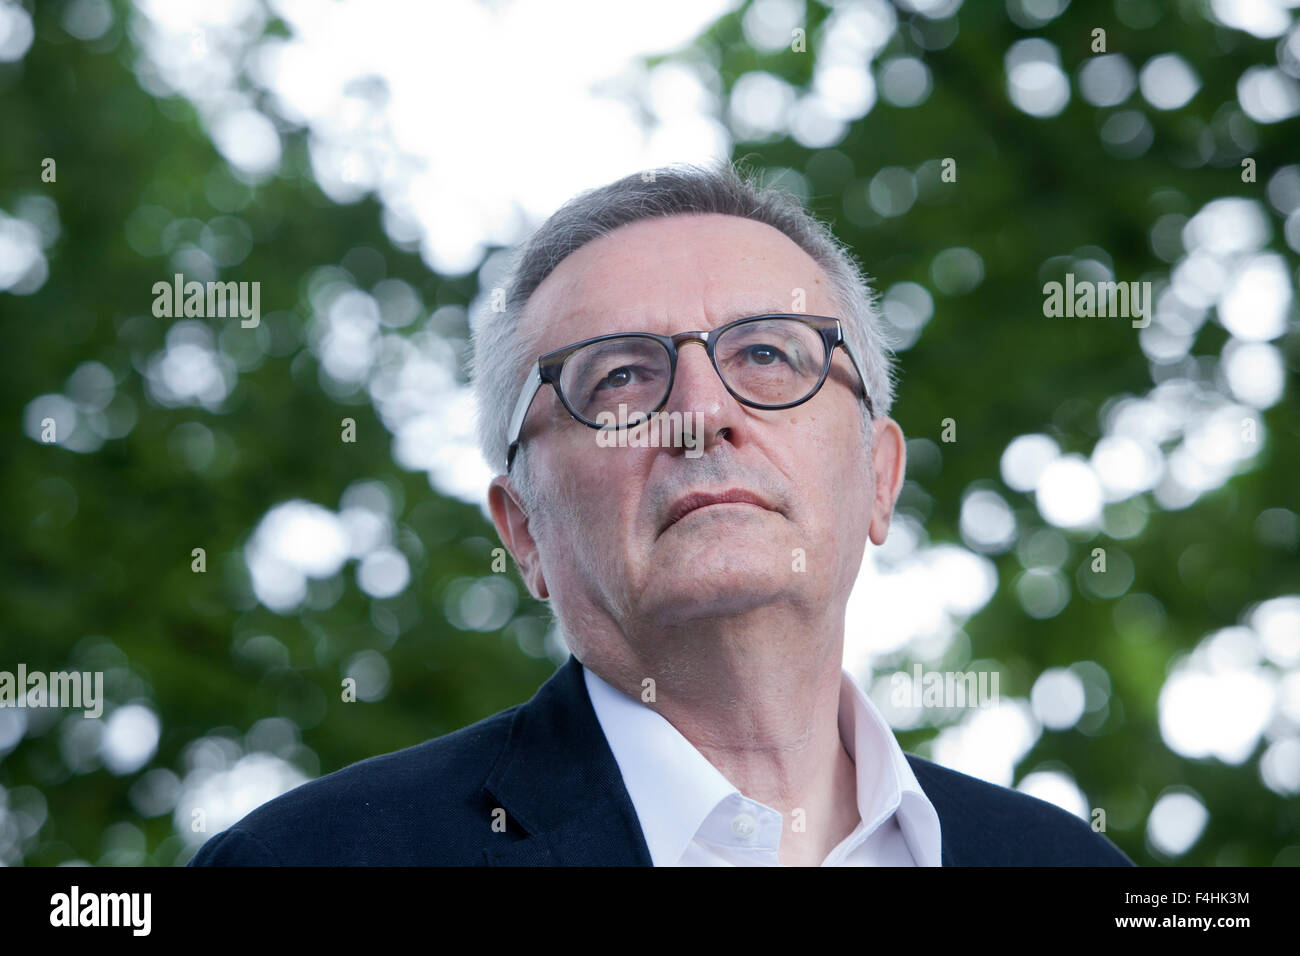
[595, 365, 640, 390]
[743, 344, 790, 366]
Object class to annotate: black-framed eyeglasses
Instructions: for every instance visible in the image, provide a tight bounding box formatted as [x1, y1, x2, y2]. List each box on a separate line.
[504, 313, 874, 471]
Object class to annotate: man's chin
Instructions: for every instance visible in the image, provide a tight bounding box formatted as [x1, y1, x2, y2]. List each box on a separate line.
[635, 574, 793, 629]
[649, 521, 792, 570]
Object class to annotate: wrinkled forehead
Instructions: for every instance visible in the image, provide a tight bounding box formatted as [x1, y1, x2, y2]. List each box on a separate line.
[520, 213, 838, 352]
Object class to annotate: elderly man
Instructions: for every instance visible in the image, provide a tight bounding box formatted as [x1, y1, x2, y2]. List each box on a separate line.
[190, 162, 1133, 867]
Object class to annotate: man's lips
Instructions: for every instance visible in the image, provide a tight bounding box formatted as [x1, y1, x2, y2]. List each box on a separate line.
[659, 488, 778, 536]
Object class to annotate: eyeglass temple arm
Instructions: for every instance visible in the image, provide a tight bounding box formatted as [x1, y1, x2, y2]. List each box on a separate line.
[837, 333, 875, 418]
[504, 361, 544, 471]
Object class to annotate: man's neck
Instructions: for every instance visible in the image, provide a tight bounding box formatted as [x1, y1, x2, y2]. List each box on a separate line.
[672, 661, 860, 866]
[585, 615, 861, 866]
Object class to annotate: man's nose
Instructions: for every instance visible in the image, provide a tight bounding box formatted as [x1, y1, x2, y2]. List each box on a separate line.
[658, 340, 742, 451]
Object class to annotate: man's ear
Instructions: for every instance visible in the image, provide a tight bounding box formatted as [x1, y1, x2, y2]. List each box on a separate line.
[487, 475, 549, 600]
[867, 417, 906, 547]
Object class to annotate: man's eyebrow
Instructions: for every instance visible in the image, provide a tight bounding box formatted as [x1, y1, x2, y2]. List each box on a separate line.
[717, 304, 797, 323]
[558, 303, 801, 332]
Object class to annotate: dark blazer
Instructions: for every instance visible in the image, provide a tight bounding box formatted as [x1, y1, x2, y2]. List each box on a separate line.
[189, 654, 1134, 866]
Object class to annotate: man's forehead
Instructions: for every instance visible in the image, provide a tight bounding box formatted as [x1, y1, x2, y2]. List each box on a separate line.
[522, 216, 834, 343]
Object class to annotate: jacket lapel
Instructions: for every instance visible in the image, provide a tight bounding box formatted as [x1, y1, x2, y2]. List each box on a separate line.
[904, 754, 958, 866]
[482, 654, 653, 866]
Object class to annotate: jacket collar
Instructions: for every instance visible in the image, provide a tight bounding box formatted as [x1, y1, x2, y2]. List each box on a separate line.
[905, 754, 958, 866]
[482, 654, 653, 865]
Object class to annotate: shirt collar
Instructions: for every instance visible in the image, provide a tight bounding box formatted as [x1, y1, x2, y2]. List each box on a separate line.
[583, 663, 942, 866]
[836, 665, 943, 866]
[583, 665, 737, 866]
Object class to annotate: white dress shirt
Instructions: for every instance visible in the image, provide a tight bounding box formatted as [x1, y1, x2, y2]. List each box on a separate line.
[582, 663, 943, 866]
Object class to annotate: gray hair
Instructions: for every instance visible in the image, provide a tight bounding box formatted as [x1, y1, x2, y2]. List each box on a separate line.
[470, 159, 898, 512]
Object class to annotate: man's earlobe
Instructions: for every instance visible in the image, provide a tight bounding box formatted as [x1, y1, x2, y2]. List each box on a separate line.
[867, 417, 906, 547]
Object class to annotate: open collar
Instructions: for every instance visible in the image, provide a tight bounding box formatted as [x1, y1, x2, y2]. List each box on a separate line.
[480, 653, 956, 866]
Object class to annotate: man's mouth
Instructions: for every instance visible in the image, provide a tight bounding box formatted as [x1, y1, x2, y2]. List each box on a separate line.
[659, 488, 778, 536]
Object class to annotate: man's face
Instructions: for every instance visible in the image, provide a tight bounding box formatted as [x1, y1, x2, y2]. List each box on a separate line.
[489, 213, 904, 654]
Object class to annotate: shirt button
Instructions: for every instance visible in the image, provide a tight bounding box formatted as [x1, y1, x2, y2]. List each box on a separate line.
[731, 812, 758, 840]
